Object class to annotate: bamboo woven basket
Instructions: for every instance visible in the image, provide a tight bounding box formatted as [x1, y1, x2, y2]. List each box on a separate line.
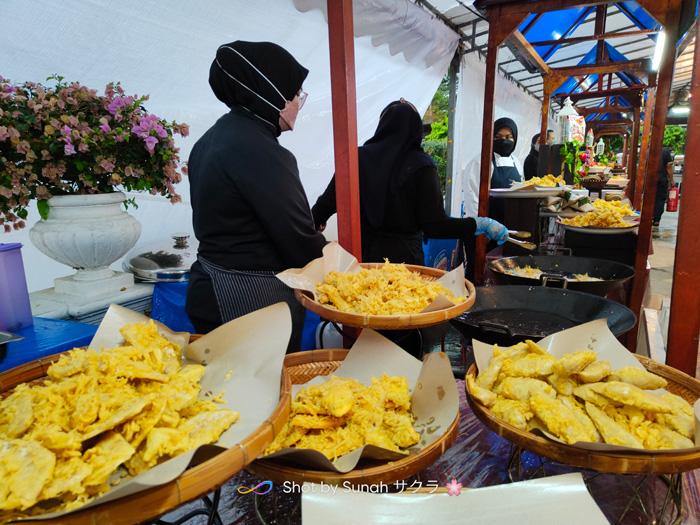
[246, 349, 460, 487]
[295, 263, 476, 329]
[465, 355, 700, 475]
[0, 337, 292, 525]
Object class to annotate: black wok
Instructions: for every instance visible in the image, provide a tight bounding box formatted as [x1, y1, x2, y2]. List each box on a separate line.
[487, 255, 635, 296]
[450, 285, 637, 347]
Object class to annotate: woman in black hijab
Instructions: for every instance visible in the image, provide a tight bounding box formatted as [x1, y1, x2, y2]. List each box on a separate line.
[489, 117, 524, 223]
[523, 132, 541, 180]
[312, 99, 507, 266]
[186, 41, 325, 352]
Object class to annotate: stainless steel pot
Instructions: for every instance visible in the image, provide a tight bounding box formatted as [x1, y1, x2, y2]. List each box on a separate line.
[122, 233, 198, 282]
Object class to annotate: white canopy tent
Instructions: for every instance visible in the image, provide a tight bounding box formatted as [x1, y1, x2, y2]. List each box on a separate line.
[1, 0, 542, 292]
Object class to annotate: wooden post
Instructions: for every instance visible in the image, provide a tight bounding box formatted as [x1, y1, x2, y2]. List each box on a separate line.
[634, 86, 655, 210]
[666, 18, 700, 376]
[327, 0, 362, 261]
[475, 11, 501, 283]
[475, 8, 525, 283]
[625, 1, 681, 353]
[622, 135, 628, 167]
[627, 106, 641, 200]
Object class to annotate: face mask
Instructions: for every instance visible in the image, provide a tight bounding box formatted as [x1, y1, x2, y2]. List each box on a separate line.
[216, 46, 299, 132]
[279, 97, 299, 131]
[533, 144, 540, 152]
[493, 138, 515, 157]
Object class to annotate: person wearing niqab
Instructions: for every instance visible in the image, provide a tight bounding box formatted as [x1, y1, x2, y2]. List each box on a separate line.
[489, 117, 523, 223]
[186, 41, 325, 352]
[311, 99, 507, 266]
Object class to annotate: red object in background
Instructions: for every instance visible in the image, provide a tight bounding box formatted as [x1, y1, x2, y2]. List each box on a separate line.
[667, 185, 679, 212]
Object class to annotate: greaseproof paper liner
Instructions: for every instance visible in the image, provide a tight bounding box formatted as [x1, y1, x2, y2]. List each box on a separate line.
[301, 473, 608, 525]
[27, 302, 291, 520]
[472, 318, 700, 453]
[276, 241, 469, 313]
[262, 329, 459, 473]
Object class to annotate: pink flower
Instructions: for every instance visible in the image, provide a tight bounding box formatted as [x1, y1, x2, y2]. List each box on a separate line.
[99, 122, 111, 134]
[0, 126, 9, 141]
[144, 136, 158, 151]
[64, 144, 76, 155]
[16, 141, 30, 154]
[100, 159, 115, 172]
[78, 143, 89, 153]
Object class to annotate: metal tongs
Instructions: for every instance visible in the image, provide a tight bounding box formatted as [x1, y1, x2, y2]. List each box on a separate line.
[505, 230, 536, 250]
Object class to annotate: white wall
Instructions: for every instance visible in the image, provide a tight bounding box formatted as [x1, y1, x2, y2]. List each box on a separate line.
[1, 0, 456, 291]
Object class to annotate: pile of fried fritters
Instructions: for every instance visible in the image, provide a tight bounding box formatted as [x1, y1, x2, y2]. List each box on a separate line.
[317, 261, 466, 315]
[0, 321, 239, 519]
[265, 375, 420, 461]
[468, 340, 695, 449]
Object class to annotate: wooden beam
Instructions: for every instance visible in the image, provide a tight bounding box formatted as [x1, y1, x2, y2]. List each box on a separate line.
[327, 0, 362, 260]
[666, 17, 700, 376]
[626, 107, 641, 203]
[476, 5, 507, 284]
[622, 134, 628, 167]
[634, 87, 655, 210]
[474, 0, 613, 16]
[626, 0, 682, 354]
[508, 30, 551, 75]
[554, 86, 647, 103]
[595, 5, 607, 64]
[550, 59, 651, 78]
[576, 105, 640, 115]
[527, 28, 659, 48]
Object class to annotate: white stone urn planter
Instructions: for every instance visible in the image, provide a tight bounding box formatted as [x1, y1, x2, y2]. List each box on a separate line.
[29, 192, 142, 296]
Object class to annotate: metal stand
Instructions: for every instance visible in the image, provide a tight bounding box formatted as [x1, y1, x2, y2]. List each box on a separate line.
[506, 445, 684, 524]
[151, 488, 223, 525]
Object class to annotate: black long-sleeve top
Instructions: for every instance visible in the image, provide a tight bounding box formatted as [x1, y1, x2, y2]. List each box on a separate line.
[312, 165, 476, 265]
[188, 106, 325, 271]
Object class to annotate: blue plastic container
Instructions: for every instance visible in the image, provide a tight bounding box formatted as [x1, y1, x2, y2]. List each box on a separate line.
[0, 243, 34, 331]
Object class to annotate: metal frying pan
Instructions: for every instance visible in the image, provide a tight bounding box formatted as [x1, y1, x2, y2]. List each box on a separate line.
[487, 255, 635, 297]
[450, 286, 637, 347]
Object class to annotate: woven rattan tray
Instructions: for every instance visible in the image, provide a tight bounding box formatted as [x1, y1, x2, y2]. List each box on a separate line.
[0, 341, 292, 525]
[295, 263, 476, 330]
[246, 349, 459, 487]
[465, 355, 700, 475]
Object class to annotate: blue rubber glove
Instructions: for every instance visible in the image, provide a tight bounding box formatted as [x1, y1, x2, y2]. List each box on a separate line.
[474, 217, 509, 245]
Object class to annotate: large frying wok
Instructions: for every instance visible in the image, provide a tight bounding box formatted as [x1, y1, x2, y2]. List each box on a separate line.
[450, 286, 637, 347]
[487, 255, 635, 296]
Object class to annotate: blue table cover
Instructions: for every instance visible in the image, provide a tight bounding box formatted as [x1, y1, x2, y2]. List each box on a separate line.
[151, 282, 320, 350]
[1, 317, 98, 373]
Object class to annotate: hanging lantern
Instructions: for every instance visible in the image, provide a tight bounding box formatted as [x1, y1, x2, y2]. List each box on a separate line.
[595, 138, 605, 156]
[556, 96, 579, 143]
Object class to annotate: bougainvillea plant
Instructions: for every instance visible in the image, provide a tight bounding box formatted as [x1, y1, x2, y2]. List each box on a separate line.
[0, 75, 189, 231]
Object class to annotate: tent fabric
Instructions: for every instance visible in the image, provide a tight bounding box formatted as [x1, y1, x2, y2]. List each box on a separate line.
[2, 0, 456, 292]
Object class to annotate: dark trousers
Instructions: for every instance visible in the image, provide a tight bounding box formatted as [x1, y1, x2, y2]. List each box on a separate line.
[653, 178, 669, 223]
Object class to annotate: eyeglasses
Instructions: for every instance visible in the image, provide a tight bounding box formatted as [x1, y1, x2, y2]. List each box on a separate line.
[298, 91, 308, 109]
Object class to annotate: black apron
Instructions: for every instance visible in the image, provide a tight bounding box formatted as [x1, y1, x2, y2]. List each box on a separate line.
[190, 256, 305, 353]
[489, 161, 522, 225]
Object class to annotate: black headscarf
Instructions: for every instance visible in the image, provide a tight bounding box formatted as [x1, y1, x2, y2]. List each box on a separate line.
[358, 100, 436, 228]
[529, 132, 540, 155]
[493, 117, 519, 157]
[209, 41, 308, 137]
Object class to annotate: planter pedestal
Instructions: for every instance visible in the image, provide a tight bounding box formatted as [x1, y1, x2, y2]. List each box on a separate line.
[30, 192, 142, 297]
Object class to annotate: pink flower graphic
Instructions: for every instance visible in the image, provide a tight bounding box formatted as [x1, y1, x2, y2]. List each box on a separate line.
[445, 479, 462, 496]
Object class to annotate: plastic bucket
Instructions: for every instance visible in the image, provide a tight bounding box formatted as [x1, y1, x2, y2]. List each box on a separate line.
[0, 243, 33, 331]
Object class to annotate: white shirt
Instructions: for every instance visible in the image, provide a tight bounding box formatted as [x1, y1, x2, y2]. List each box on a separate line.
[492, 152, 524, 177]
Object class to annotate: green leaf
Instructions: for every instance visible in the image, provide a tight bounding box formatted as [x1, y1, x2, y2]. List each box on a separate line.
[75, 161, 85, 172]
[38, 199, 50, 220]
